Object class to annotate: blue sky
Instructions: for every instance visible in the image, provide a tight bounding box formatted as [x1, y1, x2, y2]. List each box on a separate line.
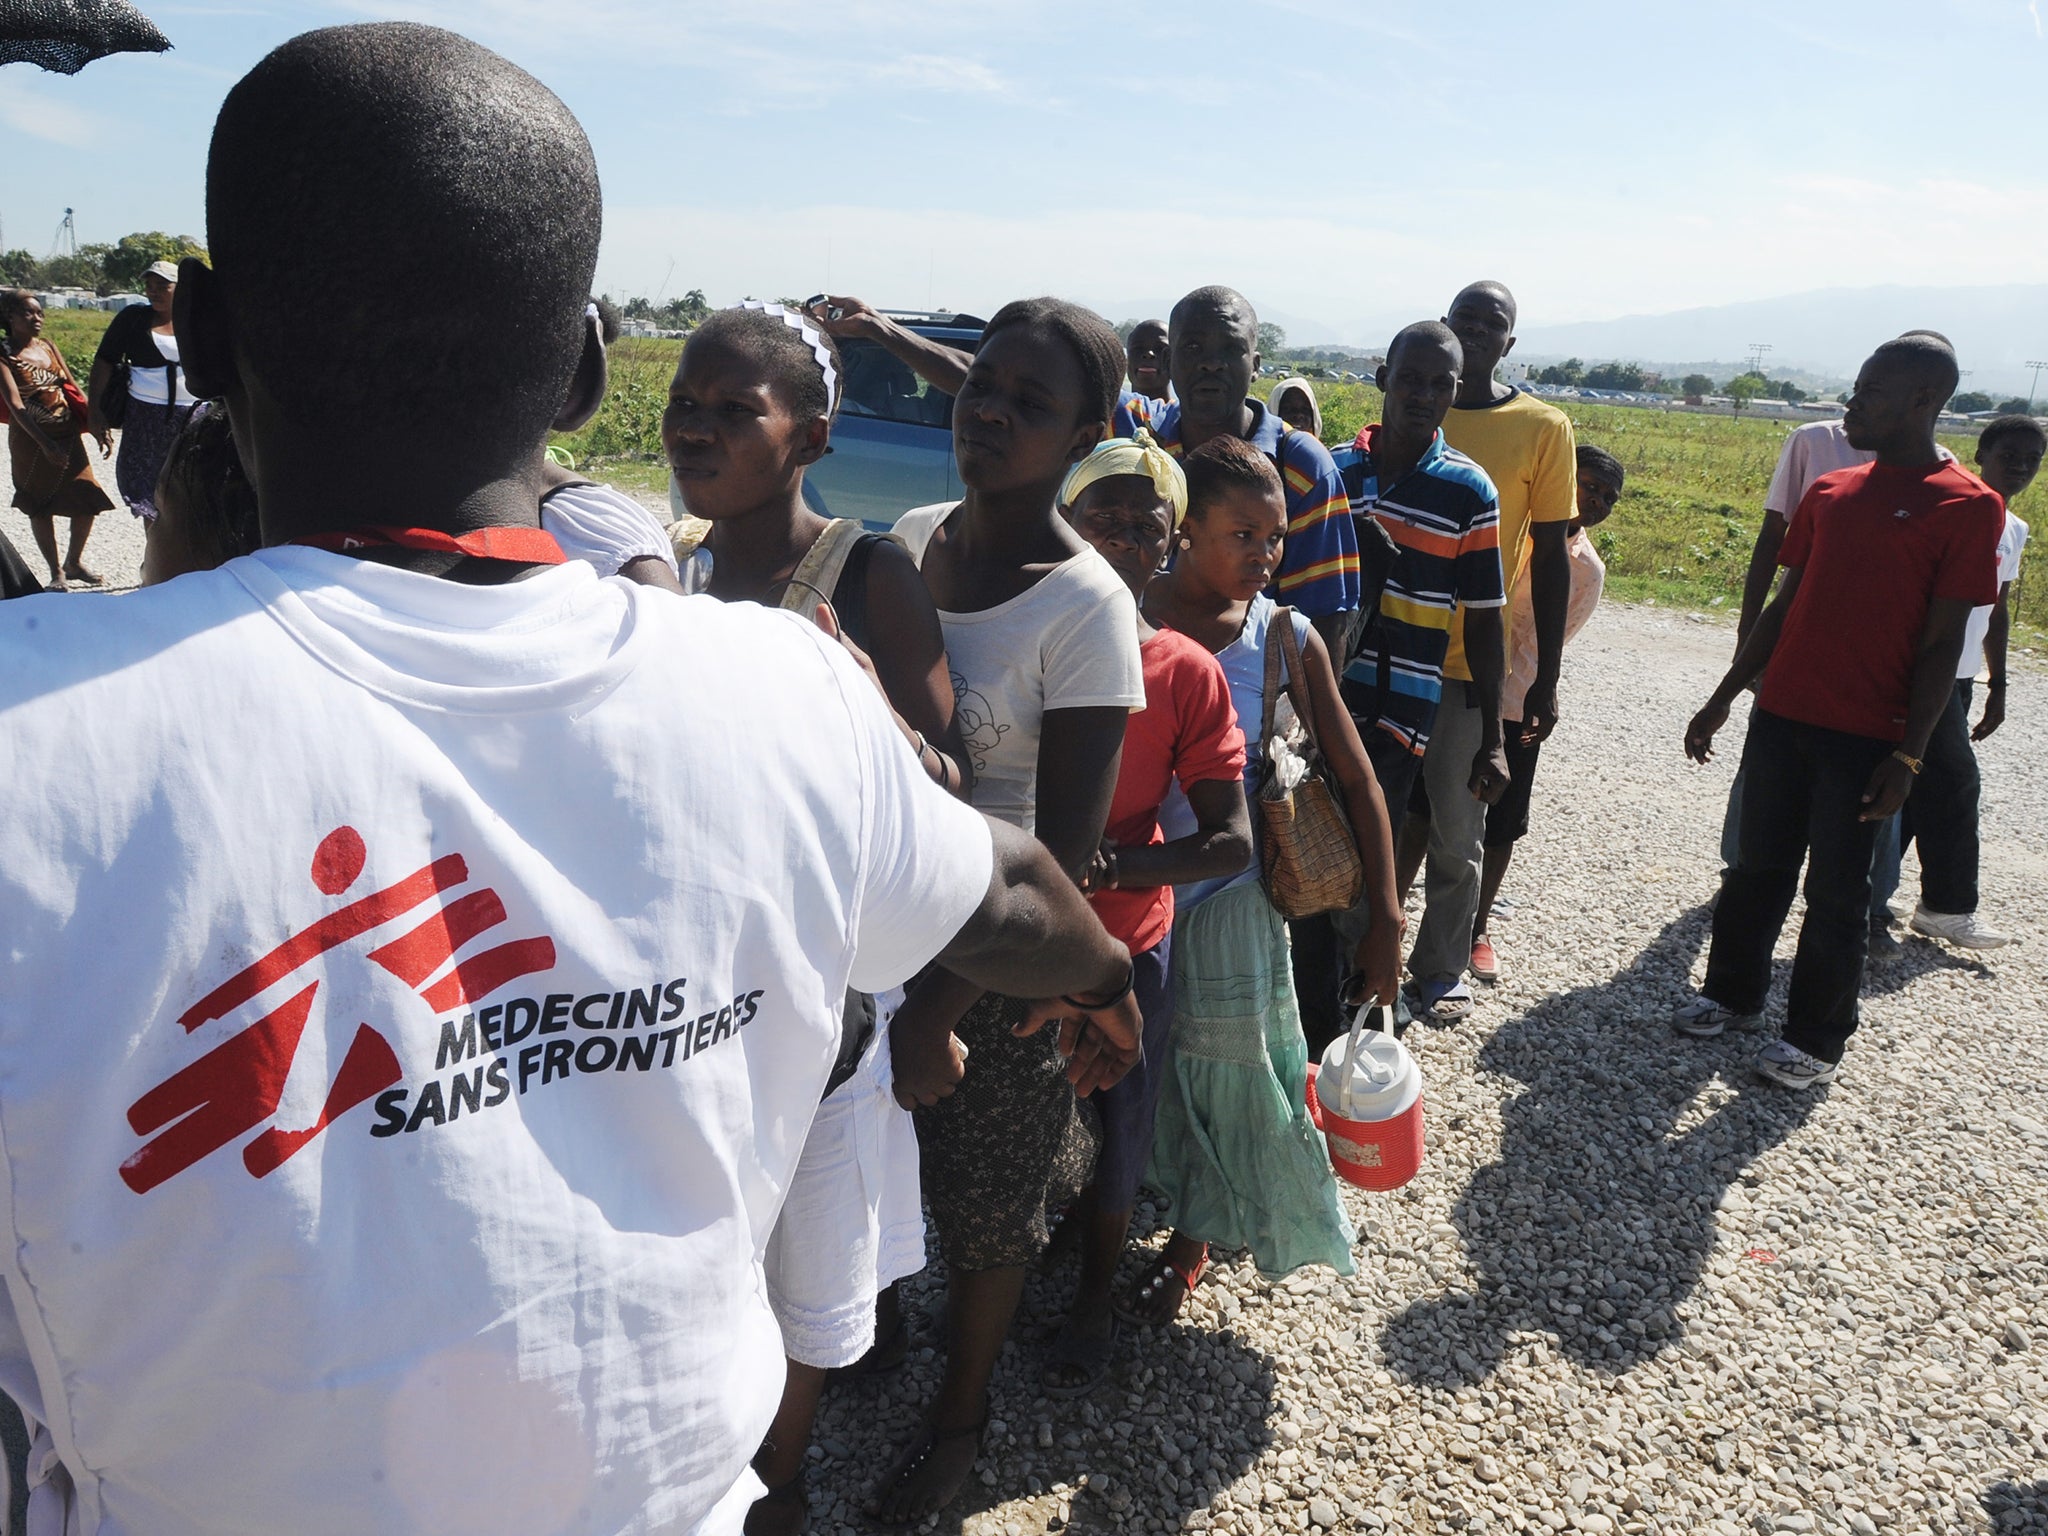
[3, 0, 2044, 342]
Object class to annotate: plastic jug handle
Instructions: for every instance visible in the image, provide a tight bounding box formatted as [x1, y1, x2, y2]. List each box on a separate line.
[1337, 1001, 1398, 1117]
[1336, 1002, 1370, 1120]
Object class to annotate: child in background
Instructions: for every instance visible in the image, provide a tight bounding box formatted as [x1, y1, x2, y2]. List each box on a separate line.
[1268, 376, 1324, 440]
[1128, 435, 1403, 1325]
[1044, 432, 1252, 1398]
[662, 301, 969, 1536]
[1467, 441, 1619, 979]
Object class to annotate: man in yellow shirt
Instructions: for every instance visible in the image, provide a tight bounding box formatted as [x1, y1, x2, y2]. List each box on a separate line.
[1399, 280, 1575, 1015]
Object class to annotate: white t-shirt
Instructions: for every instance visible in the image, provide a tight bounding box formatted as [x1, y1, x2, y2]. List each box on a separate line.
[894, 502, 1145, 833]
[1766, 419, 1953, 519]
[540, 480, 679, 579]
[124, 326, 202, 408]
[0, 549, 993, 1536]
[1957, 510, 2029, 679]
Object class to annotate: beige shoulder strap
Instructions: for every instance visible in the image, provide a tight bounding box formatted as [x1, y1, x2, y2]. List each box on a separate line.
[779, 516, 869, 614]
[666, 516, 713, 563]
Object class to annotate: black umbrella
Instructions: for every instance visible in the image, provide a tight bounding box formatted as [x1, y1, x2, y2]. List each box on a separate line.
[0, 0, 169, 74]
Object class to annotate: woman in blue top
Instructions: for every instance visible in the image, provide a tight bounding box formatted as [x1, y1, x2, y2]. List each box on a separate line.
[1128, 435, 1404, 1324]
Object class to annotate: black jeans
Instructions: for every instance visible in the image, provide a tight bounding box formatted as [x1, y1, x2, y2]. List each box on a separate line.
[1902, 680, 1981, 914]
[1291, 728, 1422, 1058]
[1703, 708, 1890, 1064]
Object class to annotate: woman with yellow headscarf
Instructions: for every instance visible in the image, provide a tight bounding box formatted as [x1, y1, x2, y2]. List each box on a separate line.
[1037, 431, 1254, 1397]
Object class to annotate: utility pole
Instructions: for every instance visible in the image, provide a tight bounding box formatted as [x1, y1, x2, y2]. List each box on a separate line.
[1746, 341, 1772, 377]
[2027, 360, 2048, 411]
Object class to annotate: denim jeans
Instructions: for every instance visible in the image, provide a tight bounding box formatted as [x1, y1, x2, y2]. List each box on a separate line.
[1703, 708, 1890, 1064]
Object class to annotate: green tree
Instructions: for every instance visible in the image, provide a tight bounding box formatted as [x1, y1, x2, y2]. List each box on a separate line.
[101, 232, 208, 294]
[1256, 321, 1286, 360]
[1723, 373, 1765, 413]
[40, 244, 109, 293]
[1949, 390, 1995, 414]
[1584, 361, 1646, 391]
[1535, 358, 1585, 386]
[0, 250, 42, 288]
[1997, 396, 2032, 415]
[1769, 379, 1806, 404]
[1681, 373, 1715, 397]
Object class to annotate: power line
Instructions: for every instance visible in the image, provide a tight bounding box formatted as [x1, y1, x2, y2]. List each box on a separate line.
[1745, 342, 1773, 376]
[2027, 360, 2048, 410]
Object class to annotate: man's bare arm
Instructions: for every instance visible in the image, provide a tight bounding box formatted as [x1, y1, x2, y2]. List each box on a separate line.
[1737, 511, 1790, 646]
[806, 295, 971, 397]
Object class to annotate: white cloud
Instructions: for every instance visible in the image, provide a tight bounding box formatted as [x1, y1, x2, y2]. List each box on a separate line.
[0, 78, 108, 149]
[872, 54, 1009, 96]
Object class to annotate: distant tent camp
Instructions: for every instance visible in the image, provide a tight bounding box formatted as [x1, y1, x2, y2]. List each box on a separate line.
[0, 0, 169, 74]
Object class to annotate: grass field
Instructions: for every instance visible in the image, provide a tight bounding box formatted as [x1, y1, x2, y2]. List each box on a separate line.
[1300, 380, 2042, 636]
[33, 308, 2040, 645]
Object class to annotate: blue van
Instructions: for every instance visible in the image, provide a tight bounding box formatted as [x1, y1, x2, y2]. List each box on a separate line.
[803, 311, 983, 530]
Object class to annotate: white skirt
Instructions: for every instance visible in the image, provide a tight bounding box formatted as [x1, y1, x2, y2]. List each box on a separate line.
[762, 1007, 926, 1368]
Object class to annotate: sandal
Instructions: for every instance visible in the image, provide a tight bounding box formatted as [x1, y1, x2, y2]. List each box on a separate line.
[1114, 1243, 1208, 1328]
[743, 1468, 810, 1536]
[827, 1313, 909, 1381]
[864, 1416, 988, 1526]
[1411, 977, 1474, 1026]
[1041, 1316, 1117, 1400]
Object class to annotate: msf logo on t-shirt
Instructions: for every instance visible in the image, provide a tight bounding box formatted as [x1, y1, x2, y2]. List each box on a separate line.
[120, 826, 556, 1195]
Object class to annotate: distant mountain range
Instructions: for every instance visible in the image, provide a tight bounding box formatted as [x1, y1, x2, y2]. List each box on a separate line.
[1099, 286, 2048, 399]
[1510, 285, 2048, 397]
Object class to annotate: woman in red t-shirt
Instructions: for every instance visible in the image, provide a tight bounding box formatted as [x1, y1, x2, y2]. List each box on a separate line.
[1043, 432, 1252, 1396]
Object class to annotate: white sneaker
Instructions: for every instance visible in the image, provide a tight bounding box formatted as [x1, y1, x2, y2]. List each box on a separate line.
[1753, 1039, 1838, 1090]
[1909, 906, 2012, 950]
[1673, 995, 1761, 1039]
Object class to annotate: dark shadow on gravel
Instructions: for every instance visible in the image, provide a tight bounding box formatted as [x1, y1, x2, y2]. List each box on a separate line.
[1381, 902, 1824, 1387]
[1860, 932, 1994, 997]
[800, 1245, 1275, 1534]
[1984, 1480, 2048, 1534]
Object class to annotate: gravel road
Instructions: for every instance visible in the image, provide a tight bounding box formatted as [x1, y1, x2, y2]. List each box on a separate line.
[6, 440, 2043, 1535]
[813, 605, 2047, 1536]
[0, 433, 144, 592]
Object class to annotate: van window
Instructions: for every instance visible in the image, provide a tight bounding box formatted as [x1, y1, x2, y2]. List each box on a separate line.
[837, 339, 954, 428]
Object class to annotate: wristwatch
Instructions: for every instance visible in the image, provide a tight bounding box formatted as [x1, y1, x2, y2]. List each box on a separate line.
[1890, 749, 1923, 775]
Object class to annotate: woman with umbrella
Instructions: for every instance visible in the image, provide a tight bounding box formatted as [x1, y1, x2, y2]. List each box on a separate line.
[90, 259, 201, 522]
[2, 289, 114, 588]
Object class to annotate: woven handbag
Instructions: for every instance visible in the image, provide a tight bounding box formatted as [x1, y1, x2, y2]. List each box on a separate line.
[1256, 607, 1365, 919]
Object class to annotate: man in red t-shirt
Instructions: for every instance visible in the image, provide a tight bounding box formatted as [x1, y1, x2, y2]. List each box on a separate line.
[1674, 336, 2002, 1089]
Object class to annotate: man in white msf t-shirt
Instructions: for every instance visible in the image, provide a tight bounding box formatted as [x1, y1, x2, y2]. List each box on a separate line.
[0, 26, 1141, 1536]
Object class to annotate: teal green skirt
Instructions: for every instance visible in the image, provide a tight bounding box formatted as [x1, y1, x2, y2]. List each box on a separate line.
[1146, 880, 1356, 1278]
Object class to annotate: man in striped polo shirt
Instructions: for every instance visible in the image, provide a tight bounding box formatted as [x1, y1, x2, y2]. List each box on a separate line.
[1117, 286, 1361, 653]
[1291, 321, 1505, 1051]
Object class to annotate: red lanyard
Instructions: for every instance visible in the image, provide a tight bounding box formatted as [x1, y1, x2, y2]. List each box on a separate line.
[294, 525, 566, 565]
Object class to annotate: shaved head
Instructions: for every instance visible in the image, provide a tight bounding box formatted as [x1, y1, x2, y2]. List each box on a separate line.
[1171, 285, 1257, 334]
[1387, 319, 1462, 369]
[207, 23, 601, 468]
[1450, 280, 1517, 330]
[1869, 335, 1960, 401]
